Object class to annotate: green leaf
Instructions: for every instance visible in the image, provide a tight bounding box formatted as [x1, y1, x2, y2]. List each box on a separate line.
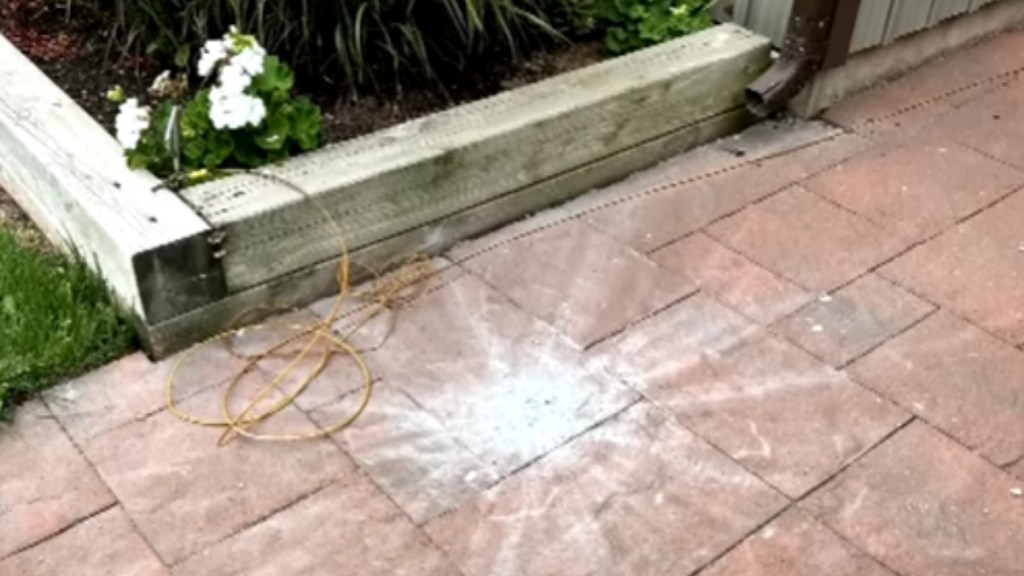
[174, 45, 191, 70]
[289, 98, 322, 151]
[255, 108, 291, 151]
[183, 138, 206, 163]
[231, 133, 265, 168]
[183, 90, 212, 131]
[252, 56, 295, 97]
[204, 131, 234, 167]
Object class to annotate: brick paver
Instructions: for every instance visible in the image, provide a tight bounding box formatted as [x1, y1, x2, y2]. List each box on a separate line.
[700, 509, 896, 576]
[79, 387, 355, 565]
[803, 421, 1024, 576]
[653, 232, 812, 325]
[708, 187, 909, 292]
[344, 274, 638, 478]
[823, 31, 1024, 140]
[591, 300, 908, 498]
[459, 220, 695, 348]
[425, 402, 787, 576]
[0, 402, 115, 559]
[880, 189, 1024, 345]
[0, 507, 168, 576]
[932, 82, 1024, 170]
[309, 385, 501, 524]
[44, 347, 248, 445]
[772, 274, 935, 367]
[9, 30, 1024, 576]
[173, 479, 461, 576]
[849, 310, 1024, 471]
[805, 142, 1024, 242]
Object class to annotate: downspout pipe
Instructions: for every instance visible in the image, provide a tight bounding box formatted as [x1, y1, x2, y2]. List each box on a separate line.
[745, 0, 841, 117]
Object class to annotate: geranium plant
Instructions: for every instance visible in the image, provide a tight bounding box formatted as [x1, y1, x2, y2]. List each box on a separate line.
[113, 27, 322, 183]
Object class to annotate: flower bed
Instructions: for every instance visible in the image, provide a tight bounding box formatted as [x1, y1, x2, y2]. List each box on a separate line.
[0, 7, 770, 356]
[3, 0, 721, 148]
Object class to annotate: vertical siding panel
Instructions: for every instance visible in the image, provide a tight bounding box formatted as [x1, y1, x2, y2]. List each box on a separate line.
[930, 0, 972, 23]
[850, 0, 897, 52]
[746, 0, 796, 46]
[733, 0, 752, 26]
[883, 0, 935, 43]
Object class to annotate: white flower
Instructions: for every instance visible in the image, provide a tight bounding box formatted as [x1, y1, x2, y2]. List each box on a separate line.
[233, 45, 266, 76]
[115, 98, 150, 150]
[246, 96, 268, 127]
[209, 87, 266, 130]
[218, 61, 252, 94]
[197, 39, 229, 77]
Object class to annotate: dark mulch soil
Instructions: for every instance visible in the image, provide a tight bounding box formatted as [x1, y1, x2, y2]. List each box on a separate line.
[1, 0, 603, 144]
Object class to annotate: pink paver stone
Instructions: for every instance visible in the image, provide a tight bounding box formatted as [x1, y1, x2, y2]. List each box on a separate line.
[557, 145, 734, 222]
[80, 387, 355, 565]
[821, 32, 1024, 138]
[1009, 459, 1024, 482]
[591, 299, 908, 497]
[803, 421, 1024, 576]
[701, 509, 895, 576]
[653, 232, 812, 324]
[0, 401, 115, 559]
[365, 273, 638, 476]
[584, 179, 753, 253]
[308, 257, 464, 353]
[309, 385, 500, 524]
[587, 294, 762, 389]
[933, 79, 1024, 169]
[708, 187, 908, 293]
[701, 132, 871, 195]
[849, 310, 1024, 469]
[458, 220, 696, 348]
[425, 401, 787, 576]
[0, 507, 168, 576]
[580, 142, 790, 253]
[44, 346, 249, 444]
[584, 132, 870, 255]
[772, 274, 935, 367]
[806, 142, 1023, 242]
[174, 480, 461, 576]
[880, 189, 1024, 345]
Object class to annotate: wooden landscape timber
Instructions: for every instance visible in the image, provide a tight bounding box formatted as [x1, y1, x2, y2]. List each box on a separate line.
[0, 33, 210, 327]
[0, 24, 772, 357]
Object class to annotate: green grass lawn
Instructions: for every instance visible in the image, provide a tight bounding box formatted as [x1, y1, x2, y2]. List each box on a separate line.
[0, 227, 134, 419]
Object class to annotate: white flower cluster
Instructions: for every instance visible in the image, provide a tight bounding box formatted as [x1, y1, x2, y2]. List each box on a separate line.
[198, 28, 269, 130]
[115, 98, 150, 150]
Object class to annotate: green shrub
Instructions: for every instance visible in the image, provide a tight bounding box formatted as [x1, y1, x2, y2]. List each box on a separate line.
[69, 0, 582, 95]
[597, 0, 712, 54]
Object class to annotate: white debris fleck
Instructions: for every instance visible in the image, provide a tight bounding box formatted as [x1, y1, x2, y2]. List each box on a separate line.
[1011, 487, 1023, 498]
[464, 471, 479, 483]
[811, 324, 824, 333]
[818, 294, 833, 303]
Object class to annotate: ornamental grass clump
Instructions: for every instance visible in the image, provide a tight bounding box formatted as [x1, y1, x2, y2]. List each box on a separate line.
[71, 0, 578, 96]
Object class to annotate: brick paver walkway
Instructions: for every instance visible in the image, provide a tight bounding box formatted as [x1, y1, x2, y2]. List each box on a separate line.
[5, 31, 1024, 576]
